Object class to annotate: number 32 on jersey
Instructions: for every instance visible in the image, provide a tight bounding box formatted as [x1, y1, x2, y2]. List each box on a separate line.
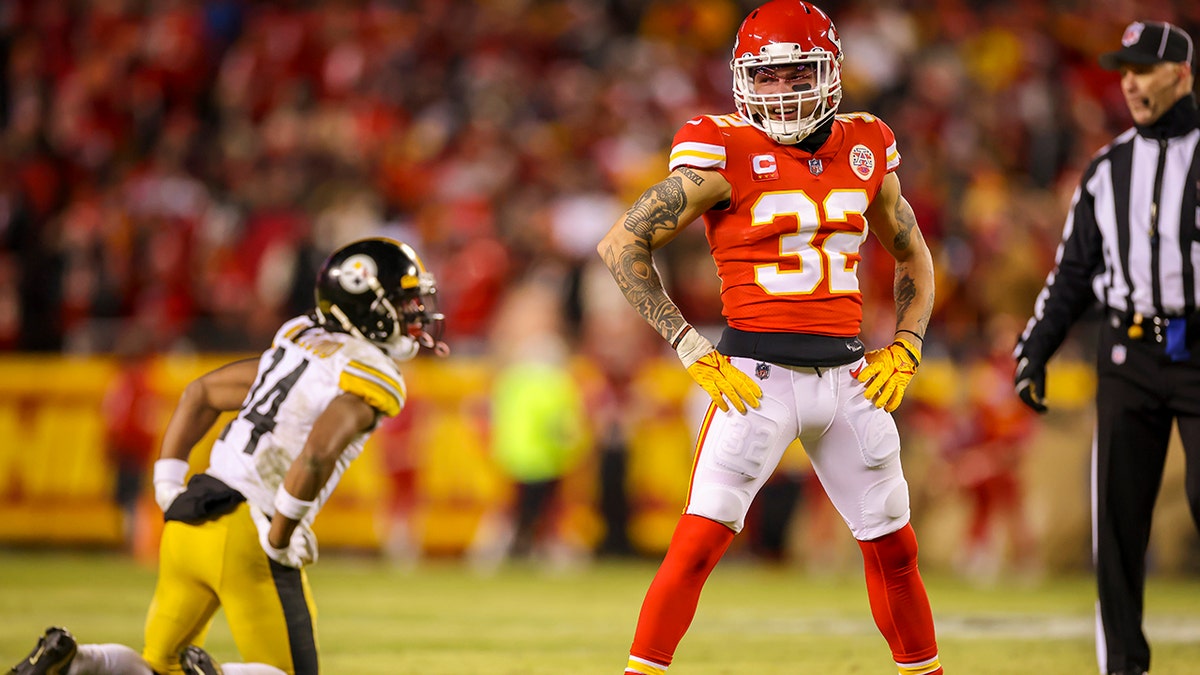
[752, 189, 869, 296]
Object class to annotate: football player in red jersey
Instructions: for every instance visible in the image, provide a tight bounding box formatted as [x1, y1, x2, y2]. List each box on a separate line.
[597, 2, 941, 674]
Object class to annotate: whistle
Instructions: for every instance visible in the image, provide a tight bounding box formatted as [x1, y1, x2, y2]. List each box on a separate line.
[1128, 312, 1144, 340]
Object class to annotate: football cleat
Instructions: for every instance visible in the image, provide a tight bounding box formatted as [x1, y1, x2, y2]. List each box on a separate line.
[10, 626, 77, 675]
[180, 645, 223, 675]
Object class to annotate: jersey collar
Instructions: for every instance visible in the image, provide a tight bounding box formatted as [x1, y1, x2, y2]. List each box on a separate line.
[1137, 93, 1199, 139]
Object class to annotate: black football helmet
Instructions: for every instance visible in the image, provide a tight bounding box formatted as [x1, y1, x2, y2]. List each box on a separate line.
[314, 238, 448, 358]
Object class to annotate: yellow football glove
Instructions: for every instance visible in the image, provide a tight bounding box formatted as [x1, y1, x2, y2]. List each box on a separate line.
[673, 325, 762, 414]
[856, 337, 921, 413]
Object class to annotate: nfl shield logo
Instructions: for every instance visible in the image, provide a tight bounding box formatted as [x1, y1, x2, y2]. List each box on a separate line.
[808, 158, 824, 176]
[1122, 22, 1145, 47]
[1111, 344, 1127, 365]
[755, 362, 771, 380]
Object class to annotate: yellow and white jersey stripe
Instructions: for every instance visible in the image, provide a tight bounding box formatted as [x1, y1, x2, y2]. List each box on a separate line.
[207, 315, 406, 529]
[884, 138, 900, 172]
[340, 358, 405, 417]
[669, 140, 727, 171]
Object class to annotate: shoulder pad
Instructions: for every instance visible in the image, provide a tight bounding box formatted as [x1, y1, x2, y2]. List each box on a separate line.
[273, 315, 316, 348]
[670, 115, 731, 172]
[338, 340, 407, 417]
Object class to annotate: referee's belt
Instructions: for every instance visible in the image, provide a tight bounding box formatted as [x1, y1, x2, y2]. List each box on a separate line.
[1107, 309, 1197, 344]
[1104, 309, 1200, 362]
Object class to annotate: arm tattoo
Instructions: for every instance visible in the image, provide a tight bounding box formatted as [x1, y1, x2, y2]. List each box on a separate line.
[678, 167, 706, 187]
[624, 176, 688, 240]
[894, 262, 932, 336]
[892, 197, 917, 251]
[894, 268, 917, 324]
[886, 196, 933, 337]
[607, 177, 692, 338]
[601, 241, 686, 340]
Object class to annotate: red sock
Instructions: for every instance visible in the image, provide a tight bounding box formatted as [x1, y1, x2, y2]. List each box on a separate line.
[628, 514, 735, 667]
[858, 523, 941, 673]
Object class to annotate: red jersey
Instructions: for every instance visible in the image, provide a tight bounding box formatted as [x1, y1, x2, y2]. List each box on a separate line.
[669, 112, 900, 337]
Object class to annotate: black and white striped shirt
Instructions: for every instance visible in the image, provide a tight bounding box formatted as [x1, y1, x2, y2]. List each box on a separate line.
[1017, 95, 1200, 363]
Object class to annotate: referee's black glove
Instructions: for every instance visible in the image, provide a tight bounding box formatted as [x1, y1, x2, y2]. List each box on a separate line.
[1014, 357, 1048, 414]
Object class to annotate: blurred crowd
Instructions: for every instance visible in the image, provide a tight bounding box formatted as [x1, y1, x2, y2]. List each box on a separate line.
[2, 0, 1196, 359]
[3, 0, 1199, 572]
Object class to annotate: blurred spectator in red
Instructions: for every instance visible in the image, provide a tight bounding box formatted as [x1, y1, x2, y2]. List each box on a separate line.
[100, 329, 163, 551]
[940, 314, 1039, 583]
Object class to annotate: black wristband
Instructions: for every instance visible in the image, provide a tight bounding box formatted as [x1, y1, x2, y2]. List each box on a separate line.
[671, 325, 694, 349]
[896, 328, 924, 343]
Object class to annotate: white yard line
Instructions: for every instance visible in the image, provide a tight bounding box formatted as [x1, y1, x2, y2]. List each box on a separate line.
[705, 615, 1200, 642]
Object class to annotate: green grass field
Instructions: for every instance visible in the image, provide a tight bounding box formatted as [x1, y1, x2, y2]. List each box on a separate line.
[2, 550, 1199, 674]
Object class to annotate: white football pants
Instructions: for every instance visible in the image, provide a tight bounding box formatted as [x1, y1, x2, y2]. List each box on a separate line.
[685, 356, 911, 541]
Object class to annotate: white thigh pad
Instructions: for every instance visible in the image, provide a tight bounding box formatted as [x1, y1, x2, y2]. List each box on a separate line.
[861, 407, 901, 467]
[710, 412, 782, 477]
[855, 476, 910, 540]
[687, 485, 750, 530]
[686, 399, 794, 532]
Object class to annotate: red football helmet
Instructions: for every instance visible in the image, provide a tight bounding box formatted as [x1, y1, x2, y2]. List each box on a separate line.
[731, 0, 843, 144]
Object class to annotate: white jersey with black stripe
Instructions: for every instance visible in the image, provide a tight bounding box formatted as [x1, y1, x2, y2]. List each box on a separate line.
[206, 314, 406, 524]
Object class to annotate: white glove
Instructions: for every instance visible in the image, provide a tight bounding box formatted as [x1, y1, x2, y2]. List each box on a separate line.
[251, 504, 319, 568]
[260, 523, 319, 569]
[260, 532, 298, 568]
[289, 523, 318, 567]
[153, 459, 189, 512]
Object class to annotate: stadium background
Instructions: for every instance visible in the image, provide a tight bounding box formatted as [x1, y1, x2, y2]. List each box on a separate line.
[1, 0, 1198, 580]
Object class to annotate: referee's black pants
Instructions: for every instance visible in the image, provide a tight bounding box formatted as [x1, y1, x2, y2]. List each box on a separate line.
[1094, 321, 1200, 674]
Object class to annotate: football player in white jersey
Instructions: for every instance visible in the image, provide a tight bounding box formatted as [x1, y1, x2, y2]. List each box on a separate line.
[11, 238, 448, 675]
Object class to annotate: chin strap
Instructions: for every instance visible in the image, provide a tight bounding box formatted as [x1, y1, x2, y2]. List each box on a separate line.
[326, 304, 372, 341]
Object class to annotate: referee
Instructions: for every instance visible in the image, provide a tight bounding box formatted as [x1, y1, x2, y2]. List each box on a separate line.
[1013, 20, 1199, 675]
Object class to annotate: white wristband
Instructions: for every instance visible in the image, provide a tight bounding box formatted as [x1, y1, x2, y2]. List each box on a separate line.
[153, 458, 189, 485]
[273, 487, 316, 522]
[672, 325, 715, 368]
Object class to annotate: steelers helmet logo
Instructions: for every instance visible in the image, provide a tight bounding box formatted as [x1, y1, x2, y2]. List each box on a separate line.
[336, 254, 378, 294]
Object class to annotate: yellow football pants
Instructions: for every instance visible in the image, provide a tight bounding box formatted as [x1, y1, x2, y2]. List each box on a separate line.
[142, 502, 318, 674]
